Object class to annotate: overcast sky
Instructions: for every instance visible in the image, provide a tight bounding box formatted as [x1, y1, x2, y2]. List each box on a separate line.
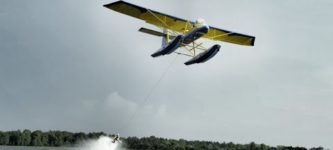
[1, 0, 333, 148]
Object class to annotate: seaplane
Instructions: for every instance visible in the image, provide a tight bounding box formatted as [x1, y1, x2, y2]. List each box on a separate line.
[104, 1, 255, 65]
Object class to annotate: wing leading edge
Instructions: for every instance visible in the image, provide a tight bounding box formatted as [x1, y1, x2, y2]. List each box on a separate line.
[104, 1, 255, 46]
[104, 1, 194, 33]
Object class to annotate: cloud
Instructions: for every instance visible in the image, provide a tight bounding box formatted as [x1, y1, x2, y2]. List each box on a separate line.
[75, 91, 169, 135]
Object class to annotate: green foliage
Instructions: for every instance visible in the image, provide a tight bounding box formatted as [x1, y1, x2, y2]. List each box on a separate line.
[0, 130, 105, 147]
[0, 131, 10, 145]
[123, 136, 324, 150]
[22, 129, 31, 146]
[0, 130, 325, 150]
[31, 130, 43, 146]
[8, 130, 23, 145]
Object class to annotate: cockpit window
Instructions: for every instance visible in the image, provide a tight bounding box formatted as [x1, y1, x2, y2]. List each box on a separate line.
[195, 18, 207, 27]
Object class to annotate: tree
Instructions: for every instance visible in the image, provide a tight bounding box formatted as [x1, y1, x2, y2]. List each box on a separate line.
[249, 142, 256, 150]
[48, 131, 58, 146]
[8, 130, 23, 145]
[0, 131, 10, 145]
[31, 130, 43, 146]
[73, 132, 87, 144]
[22, 129, 31, 146]
[62, 131, 74, 146]
[310, 147, 324, 150]
[260, 143, 269, 150]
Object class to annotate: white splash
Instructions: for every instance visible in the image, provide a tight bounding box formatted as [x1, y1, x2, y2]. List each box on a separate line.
[82, 136, 121, 150]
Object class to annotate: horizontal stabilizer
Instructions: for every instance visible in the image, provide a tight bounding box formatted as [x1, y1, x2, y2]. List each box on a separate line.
[139, 28, 166, 37]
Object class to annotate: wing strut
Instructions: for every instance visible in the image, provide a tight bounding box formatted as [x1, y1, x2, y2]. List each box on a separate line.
[147, 9, 169, 28]
[174, 52, 193, 57]
[207, 32, 233, 40]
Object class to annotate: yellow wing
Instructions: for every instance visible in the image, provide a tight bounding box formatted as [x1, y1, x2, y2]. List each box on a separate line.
[204, 27, 255, 46]
[104, 1, 194, 34]
[104, 1, 255, 46]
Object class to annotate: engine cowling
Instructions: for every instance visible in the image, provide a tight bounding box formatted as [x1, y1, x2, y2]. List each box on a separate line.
[184, 44, 221, 65]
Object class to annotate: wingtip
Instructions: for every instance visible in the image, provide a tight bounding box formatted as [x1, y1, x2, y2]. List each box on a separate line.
[103, 0, 126, 8]
[251, 37, 256, 46]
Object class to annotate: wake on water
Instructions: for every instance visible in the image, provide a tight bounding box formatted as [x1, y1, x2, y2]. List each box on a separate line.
[81, 136, 124, 150]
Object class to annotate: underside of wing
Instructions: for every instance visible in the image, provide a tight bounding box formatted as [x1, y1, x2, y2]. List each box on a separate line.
[204, 27, 255, 46]
[104, 1, 194, 34]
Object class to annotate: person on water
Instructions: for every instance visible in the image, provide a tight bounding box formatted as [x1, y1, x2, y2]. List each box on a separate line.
[112, 133, 120, 143]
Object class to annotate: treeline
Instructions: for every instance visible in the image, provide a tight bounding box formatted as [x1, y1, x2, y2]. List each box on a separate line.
[0, 130, 325, 150]
[0, 130, 106, 146]
[124, 136, 324, 150]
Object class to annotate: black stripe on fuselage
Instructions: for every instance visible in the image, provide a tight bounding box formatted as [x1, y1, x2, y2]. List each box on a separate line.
[182, 26, 209, 45]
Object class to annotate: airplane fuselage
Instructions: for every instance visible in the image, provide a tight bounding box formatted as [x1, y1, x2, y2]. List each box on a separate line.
[182, 25, 210, 44]
[151, 25, 210, 58]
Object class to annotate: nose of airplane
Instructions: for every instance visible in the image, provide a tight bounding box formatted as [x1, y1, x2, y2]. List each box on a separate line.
[202, 25, 210, 33]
